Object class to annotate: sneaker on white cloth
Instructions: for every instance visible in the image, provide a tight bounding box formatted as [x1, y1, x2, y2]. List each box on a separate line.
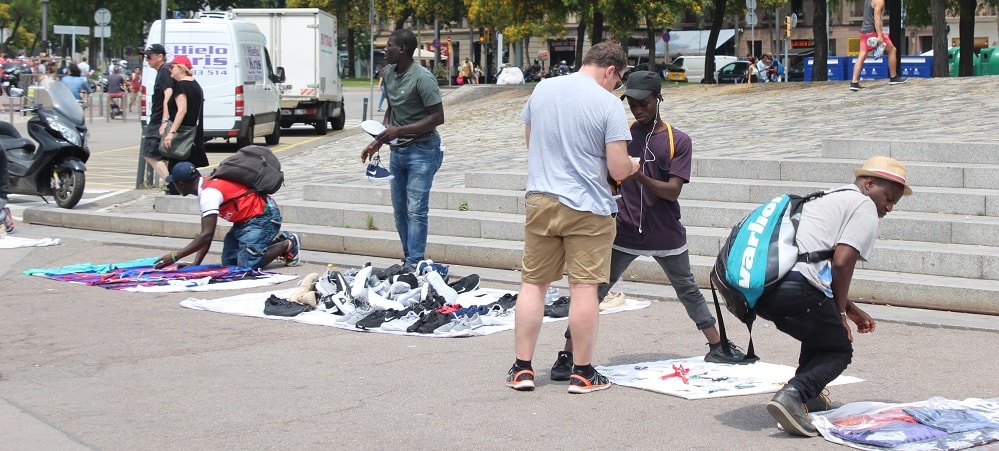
[350, 265, 374, 300]
[381, 311, 421, 332]
[599, 291, 626, 311]
[425, 271, 458, 305]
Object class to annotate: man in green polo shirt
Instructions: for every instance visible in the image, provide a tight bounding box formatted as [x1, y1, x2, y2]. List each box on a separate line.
[360, 28, 445, 267]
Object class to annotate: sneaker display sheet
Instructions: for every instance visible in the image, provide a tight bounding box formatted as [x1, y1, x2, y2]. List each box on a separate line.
[180, 287, 651, 338]
[0, 236, 61, 248]
[596, 357, 863, 400]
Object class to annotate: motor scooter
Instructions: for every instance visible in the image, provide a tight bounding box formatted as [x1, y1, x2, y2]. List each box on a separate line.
[0, 79, 89, 209]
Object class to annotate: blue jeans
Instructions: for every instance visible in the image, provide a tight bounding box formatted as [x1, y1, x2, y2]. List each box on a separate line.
[389, 135, 442, 266]
[378, 84, 386, 109]
[221, 200, 282, 269]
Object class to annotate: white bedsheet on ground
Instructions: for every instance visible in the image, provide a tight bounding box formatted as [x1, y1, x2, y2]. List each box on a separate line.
[597, 357, 863, 399]
[179, 288, 651, 337]
[0, 236, 61, 248]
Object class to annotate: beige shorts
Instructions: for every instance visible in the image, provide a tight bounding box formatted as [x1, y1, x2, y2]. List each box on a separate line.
[521, 193, 616, 285]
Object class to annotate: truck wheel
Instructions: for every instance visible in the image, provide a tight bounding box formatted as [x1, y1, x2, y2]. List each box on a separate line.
[314, 117, 328, 135]
[265, 119, 281, 145]
[237, 121, 254, 147]
[331, 104, 346, 131]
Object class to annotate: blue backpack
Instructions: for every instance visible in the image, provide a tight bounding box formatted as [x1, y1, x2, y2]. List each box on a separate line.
[709, 189, 849, 360]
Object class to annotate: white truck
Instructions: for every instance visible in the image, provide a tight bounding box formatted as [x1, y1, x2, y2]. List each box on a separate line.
[233, 8, 345, 135]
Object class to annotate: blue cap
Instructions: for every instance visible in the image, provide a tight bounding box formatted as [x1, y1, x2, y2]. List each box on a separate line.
[165, 162, 198, 183]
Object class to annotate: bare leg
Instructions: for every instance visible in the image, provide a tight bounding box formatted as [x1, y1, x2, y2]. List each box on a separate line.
[566, 283, 600, 366]
[143, 156, 170, 180]
[514, 281, 548, 362]
[851, 49, 871, 83]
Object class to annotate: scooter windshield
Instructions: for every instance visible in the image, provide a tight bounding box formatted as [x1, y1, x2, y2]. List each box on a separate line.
[36, 79, 85, 125]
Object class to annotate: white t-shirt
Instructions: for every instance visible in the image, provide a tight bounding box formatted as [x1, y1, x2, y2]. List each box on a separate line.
[793, 184, 880, 296]
[520, 72, 631, 216]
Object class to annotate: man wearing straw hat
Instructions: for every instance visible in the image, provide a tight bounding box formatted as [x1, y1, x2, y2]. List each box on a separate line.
[761, 156, 912, 437]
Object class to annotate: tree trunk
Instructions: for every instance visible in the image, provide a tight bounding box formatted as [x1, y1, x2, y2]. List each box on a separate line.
[812, 0, 828, 81]
[646, 16, 657, 69]
[347, 28, 355, 79]
[591, 12, 604, 46]
[888, 0, 903, 56]
[575, 19, 586, 68]
[704, 0, 726, 84]
[931, 0, 948, 77]
[959, 0, 975, 76]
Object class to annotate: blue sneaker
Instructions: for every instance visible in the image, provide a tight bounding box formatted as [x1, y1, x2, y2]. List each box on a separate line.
[416, 259, 448, 279]
[284, 232, 301, 266]
[365, 154, 393, 182]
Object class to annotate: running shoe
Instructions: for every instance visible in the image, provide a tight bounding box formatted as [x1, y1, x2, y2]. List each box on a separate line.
[567, 368, 611, 394]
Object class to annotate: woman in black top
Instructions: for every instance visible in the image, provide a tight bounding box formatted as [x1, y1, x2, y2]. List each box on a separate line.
[163, 55, 209, 169]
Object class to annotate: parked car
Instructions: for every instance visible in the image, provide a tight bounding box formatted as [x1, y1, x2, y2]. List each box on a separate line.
[787, 60, 805, 82]
[717, 61, 751, 83]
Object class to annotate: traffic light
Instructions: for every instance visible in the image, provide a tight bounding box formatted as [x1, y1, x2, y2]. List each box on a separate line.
[784, 16, 791, 38]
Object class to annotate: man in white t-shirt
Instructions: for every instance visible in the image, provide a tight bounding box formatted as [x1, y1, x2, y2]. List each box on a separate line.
[760, 156, 912, 438]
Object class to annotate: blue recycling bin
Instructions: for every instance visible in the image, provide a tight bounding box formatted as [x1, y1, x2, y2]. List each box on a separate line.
[899, 56, 933, 78]
[805, 56, 848, 81]
[848, 56, 889, 80]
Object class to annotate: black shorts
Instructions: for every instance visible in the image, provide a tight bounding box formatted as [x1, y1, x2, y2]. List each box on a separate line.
[142, 122, 166, 160]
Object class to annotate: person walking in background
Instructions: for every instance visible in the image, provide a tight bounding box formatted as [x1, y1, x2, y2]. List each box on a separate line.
[755, 55, 769, 83]
[162, 55, 209, 179]
[128, 67, 142, 112]
[459, 59, 474, 85]
[506, 42, 637, 394]
[761, 156, 910, 437]
[360, 28, 444, 267]
[140, 44, 175, 184]
[474, 64, 482, 84]
[376, 64, 387, 112]
[849, 0, 908, 91]
[549, 71, 751, 384]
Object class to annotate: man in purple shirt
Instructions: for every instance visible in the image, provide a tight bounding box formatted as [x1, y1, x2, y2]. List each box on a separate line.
[550, 71, 751, 382]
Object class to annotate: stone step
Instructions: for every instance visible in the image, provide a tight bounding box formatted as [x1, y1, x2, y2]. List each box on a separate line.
[300, 184, 999, 247]
[822, 139, 999, 165]
[152, 195, 999, 281]
[464, 171, 999, 216]
[21, 206, 999, 315]
[464, 156, 999, 191]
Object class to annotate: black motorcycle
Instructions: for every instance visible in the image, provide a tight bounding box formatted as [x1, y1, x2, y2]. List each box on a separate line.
[0, 79, 89, 209]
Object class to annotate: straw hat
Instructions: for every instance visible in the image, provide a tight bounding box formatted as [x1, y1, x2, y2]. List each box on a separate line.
[854, 156, 913, 196]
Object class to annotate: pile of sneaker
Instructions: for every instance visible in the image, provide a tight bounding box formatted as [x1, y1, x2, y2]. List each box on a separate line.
[312, 260, 500, 336]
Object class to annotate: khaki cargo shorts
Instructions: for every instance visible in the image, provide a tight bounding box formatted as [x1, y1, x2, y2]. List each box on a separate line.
[521, 193, 616, 285]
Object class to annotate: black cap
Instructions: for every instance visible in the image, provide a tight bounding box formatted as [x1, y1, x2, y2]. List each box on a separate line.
[622, 71, 662, 100]
[165, 162, 198, 184]
[141, 44, 166, 55]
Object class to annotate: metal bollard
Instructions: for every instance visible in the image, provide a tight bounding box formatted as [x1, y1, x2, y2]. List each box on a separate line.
[362, 98, 368, 122]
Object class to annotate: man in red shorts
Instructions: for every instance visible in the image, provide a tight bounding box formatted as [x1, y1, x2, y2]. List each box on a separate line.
[849, 0, 907, 91]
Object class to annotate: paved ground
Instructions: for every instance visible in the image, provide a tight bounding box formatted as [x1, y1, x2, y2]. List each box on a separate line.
[2, 77, 999, 449]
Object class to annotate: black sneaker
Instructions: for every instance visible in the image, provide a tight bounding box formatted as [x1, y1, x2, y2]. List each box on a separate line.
[567, 367, 611, 394]
[416, 311, 452, 334]
[356, 307, 408, 330]
[766, 384, 819, 437]
[849, 82, 863, 91]
[376, 263, 410, 280]
[550, 351, 573, 381]
[448, 274, 480, 294]
[544, 296, 570, 318]
[704, 341, 756, 365]
[889, 76, 908, 85]
[506, 365, 535, 391]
